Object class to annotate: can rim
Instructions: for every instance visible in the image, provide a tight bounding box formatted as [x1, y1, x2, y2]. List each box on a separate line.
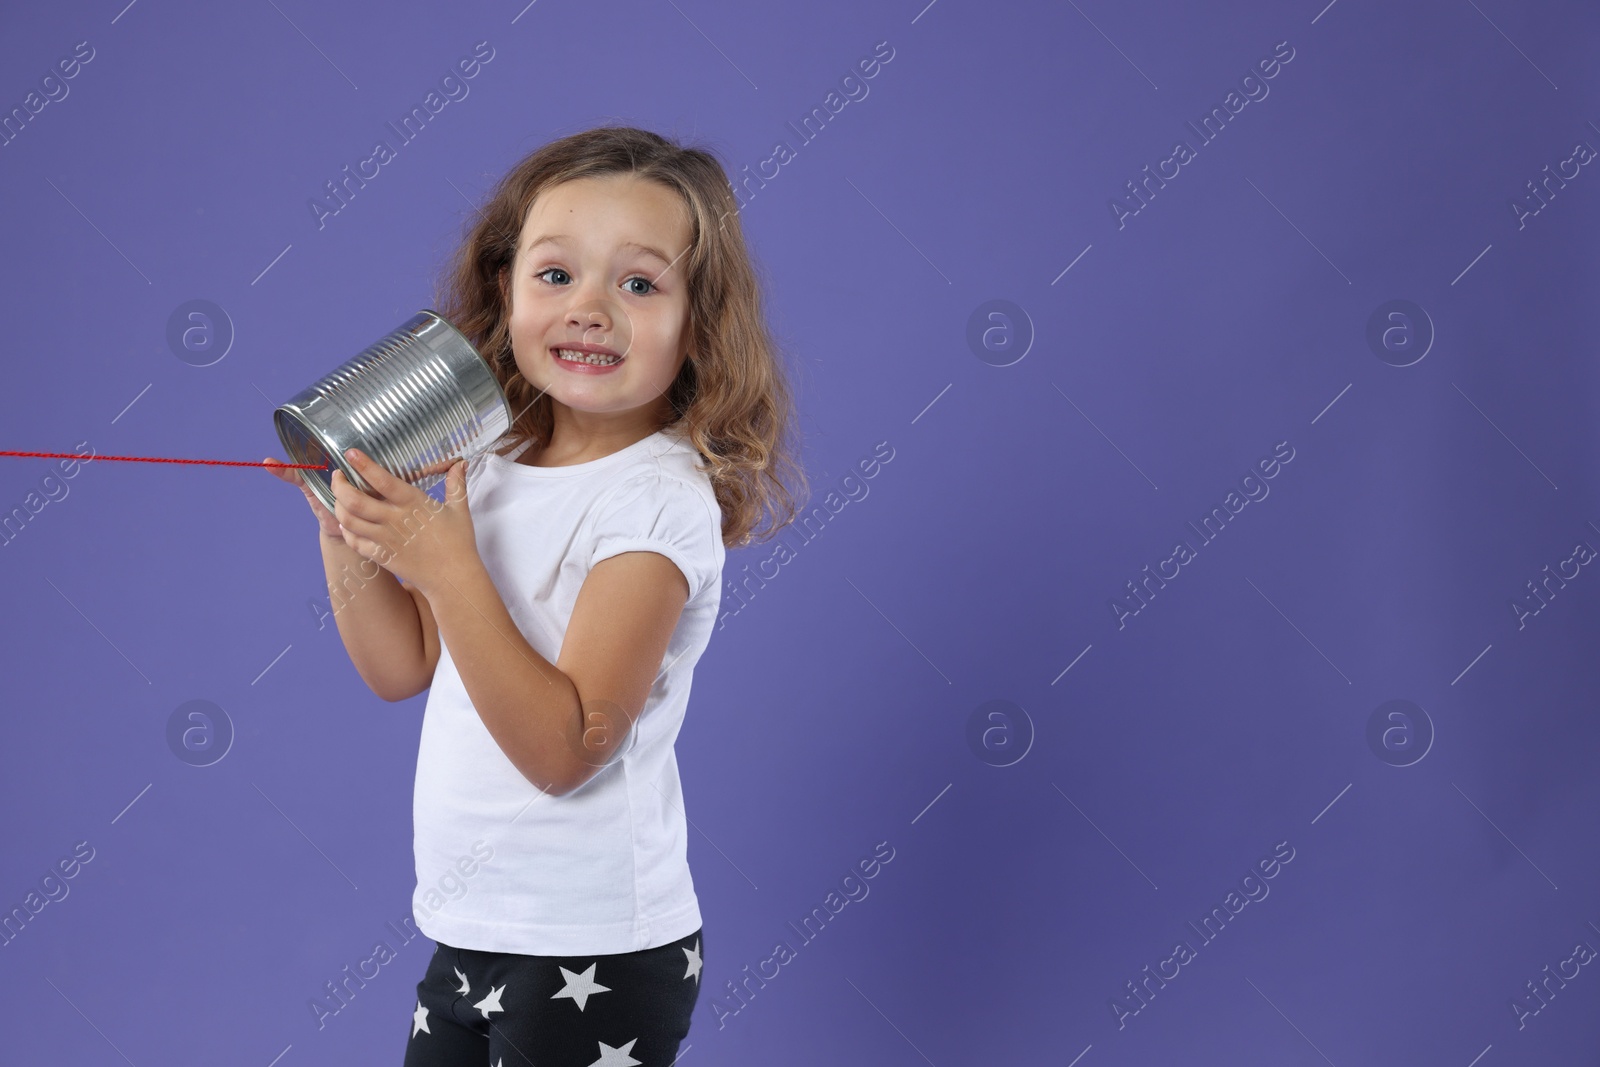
[272, 407, 362, 513]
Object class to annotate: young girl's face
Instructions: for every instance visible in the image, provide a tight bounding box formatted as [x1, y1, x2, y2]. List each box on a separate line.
[502, 173, 694, 425]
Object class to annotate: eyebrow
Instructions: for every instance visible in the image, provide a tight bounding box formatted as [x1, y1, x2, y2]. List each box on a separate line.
[523, 233, 674, 268]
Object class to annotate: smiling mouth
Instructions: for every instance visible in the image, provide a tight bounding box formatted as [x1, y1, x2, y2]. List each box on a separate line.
[552, 347, 624, 366]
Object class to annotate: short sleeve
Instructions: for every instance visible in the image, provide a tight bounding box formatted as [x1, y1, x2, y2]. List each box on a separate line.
[588, 472, 722, 603]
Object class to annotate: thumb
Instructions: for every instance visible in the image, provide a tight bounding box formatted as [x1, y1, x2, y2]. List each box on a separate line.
[447, 459, 467, 502]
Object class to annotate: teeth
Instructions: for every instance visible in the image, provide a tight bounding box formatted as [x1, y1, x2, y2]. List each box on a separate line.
[555, 348, 621, 366]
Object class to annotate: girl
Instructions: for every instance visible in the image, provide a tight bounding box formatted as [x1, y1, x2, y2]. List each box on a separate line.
[267, 125, 806, 1065]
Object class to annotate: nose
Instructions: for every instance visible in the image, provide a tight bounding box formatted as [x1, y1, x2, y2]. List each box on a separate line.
[558, 281, 634, 357]
[567, 302, 612, 334]
[563, 272, 617, 331]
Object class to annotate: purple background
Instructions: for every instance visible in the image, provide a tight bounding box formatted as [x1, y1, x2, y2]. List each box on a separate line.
[3, 0, 1598, 1063]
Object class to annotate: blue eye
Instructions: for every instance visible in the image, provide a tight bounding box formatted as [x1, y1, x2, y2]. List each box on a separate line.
[534, 267, 657, 295]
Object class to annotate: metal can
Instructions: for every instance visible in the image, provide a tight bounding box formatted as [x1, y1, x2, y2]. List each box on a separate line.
[273, 310, 512, 513]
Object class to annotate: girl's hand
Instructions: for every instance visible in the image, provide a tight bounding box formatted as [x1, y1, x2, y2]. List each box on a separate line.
[329, 448, 477, 597]
[263, 455, 343, 541]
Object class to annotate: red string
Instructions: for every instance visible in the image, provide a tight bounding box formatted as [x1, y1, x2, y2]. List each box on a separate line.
[0, 450, 329, 470]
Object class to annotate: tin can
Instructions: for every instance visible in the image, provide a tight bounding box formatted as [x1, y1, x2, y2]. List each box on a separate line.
[273, 310, 512, 513]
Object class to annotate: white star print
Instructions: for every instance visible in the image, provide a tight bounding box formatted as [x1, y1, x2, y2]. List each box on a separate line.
[681, 938, 702, 983]
[474, 983, 506, 1019]
[411, 1000, 430, 1038]
[454, 967, 471, 995]
[551, 962, 611, 1011]
[585, 1037, 642, 1066]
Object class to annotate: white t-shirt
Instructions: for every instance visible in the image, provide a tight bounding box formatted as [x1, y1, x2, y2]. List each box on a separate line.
[411, 423, 725, 955]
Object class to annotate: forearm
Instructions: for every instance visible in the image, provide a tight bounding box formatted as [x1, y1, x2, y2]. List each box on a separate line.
[320, 533, 429, 701]
[425, 559, 583, 794]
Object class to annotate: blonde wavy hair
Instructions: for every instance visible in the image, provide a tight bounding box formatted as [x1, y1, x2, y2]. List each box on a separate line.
[430, 124, 808, 549]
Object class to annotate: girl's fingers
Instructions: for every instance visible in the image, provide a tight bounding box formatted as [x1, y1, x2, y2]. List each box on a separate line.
[347, 448, 446, 497]
[344, 448, 396, 493]
[331, 476, 379, 522]
[328, 469, 357, 510]
[331, 503, 382, 540]
[301, 487, 339, 530]
[343, 447, 457, 486]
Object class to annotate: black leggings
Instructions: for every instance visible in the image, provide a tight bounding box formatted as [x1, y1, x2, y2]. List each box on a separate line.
[402, 928, 703, 1066]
